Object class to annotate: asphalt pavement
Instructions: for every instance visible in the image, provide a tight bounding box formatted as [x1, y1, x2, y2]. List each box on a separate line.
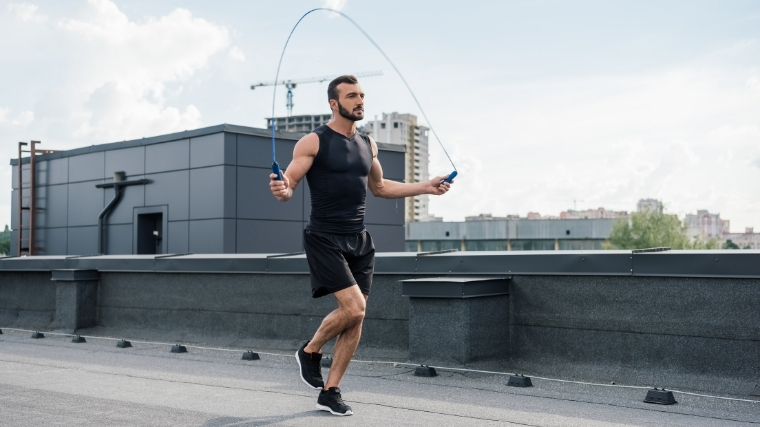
[0, 329, 758, 426]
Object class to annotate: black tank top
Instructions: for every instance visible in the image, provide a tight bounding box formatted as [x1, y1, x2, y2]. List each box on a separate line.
[305, 125, 373, 234]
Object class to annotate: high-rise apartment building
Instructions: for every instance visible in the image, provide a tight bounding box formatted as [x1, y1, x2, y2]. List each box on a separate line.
[267, 114, 332, 133]
[364, 112, 430, 222]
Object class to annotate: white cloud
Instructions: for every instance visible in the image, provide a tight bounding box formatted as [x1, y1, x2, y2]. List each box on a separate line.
[322, 0, 347, 12]
[228, 46, 245, 62]
[19, 0, 231, 141]
[0, 107, 34, 127]
[7, 2, 47, 23]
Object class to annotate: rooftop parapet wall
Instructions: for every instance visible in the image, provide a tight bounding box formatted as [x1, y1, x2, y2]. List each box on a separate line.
[1, 250, 759, 396]
[3, 250, 760, 277]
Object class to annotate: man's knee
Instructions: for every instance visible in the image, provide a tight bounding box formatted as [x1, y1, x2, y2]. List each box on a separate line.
[348, 302, 366, 324]
[335, 285, 366, 325]
[344, 301, 365, 325]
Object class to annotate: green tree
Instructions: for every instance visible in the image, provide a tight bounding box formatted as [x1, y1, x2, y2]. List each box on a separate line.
[0, 224, 10, 256]
[606, 207, 719, 250]
[722, 239, 740, 249]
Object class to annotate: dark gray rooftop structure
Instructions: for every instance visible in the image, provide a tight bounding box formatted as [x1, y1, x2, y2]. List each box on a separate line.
[10, 124, 406, 256]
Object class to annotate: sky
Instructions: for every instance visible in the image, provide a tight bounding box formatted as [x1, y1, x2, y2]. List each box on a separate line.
[1, 0, 759, 232]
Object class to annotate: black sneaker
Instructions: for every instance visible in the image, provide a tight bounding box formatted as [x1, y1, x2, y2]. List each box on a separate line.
[296, 342, 324, 390]
[317, 387, 353, 416]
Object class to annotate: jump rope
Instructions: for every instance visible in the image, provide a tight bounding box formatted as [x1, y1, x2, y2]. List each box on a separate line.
[269, 8, 458, 185]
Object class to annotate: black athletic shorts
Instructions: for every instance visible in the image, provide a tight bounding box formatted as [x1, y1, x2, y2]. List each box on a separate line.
[303, 229, 375, 298]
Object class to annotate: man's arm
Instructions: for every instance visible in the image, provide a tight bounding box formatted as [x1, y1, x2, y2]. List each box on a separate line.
[367, 136, 452, 199]
[269, 133, 319, 202]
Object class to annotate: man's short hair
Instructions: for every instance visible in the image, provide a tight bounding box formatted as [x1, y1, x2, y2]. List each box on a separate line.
[327, 75, 359, 101]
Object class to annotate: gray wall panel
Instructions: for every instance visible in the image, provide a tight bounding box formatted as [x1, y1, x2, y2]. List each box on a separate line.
[11, 165, 31, 190]
[364, 194, 404, 226]
[188, 219, 226, 254]
[33, 185, 69, 229]
[34, 227, 67, 255]
[190, 166, 230, 220]
[69, 152, 105, 182]
[146, 139, 189, 173]
[190, 133, 235, 167]
[67, 226, 98, 255]
[11, 164, 18, 190]
[224, 165, 236, 219]
[9, 231, 17, 255]
[36, 158, 69, 186]
[145, 170, 189, 221]
[106, 183, 145, 225]
[237, 219, 304, 253]
[365, 224, 405, 252]
[224, 133, 237, 166]
[105, 146, 145, 177]
[68, 182, 105, 227]
[223, 218, 236, 253]
[377, 150, 405, 181]
[237, 167, 303, 221]
[168, 221, 189, 254]
[237, 134, 296, 168]
[105, 224, 133, 255]
[10, 189, 18, 231]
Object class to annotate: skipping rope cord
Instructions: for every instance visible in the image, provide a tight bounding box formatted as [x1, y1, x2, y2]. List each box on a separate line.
[3, 327, 758, 404]
[269, 7, 457, 182]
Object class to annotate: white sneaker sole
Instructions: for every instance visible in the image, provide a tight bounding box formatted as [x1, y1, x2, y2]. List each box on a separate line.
[295, 350, 323, 390]
[317, 403, 353, 416]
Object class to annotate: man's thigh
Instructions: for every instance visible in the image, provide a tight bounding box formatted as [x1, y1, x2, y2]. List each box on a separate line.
[332, 285, 367, 311]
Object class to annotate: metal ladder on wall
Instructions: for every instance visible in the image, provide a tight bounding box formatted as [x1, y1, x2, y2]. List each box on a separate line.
[17, 141, 58, 256]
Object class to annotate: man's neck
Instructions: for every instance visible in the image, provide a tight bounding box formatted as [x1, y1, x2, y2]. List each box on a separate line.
[327, 115, 357, 137]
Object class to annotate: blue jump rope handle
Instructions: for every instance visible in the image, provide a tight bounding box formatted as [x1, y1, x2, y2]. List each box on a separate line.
[272, 162, 283, 181]
[442, 170, 457, 184]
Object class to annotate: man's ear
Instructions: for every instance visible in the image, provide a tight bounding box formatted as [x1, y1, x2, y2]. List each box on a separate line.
[329, 99, 337, 111]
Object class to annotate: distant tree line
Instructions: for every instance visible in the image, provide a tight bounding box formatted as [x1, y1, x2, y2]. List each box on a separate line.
[0, 225, 9, 255]
[605, 206, 719, 250]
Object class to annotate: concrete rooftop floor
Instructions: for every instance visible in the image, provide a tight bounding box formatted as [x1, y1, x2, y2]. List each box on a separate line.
[0, 329, 758, 426]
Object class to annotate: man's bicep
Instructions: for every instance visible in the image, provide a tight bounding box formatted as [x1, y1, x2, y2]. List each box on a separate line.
[285, 134, 318, 187]
[285, 156, 313, 187]
[369, 156, 384, 185]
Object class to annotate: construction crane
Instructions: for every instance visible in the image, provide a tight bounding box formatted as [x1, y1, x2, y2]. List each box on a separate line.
[251, 70, 382, 117]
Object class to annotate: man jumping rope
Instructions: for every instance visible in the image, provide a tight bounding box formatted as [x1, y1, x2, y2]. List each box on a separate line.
[269, 75, 453, 416]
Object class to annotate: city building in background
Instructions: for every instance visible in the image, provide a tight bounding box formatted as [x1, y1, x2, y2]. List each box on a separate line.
[723, 227, 760, 249]
[560, 207, 629, 219]
[464, 213, 520, 221]
[364, 112, 430, 223]
[406, 216, 615, 252]
[409, 198, 760, 252]
[684, 209, 730, 241]
[682, 209, 760, 248]
[267, 114, 332, 134]
[407, 205, 636, 252]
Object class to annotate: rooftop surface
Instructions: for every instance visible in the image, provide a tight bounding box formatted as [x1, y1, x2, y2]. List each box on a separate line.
[1, 329, 757, 426]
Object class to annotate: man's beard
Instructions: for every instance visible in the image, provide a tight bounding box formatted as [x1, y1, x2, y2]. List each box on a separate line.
[338, 100, 364, 121]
